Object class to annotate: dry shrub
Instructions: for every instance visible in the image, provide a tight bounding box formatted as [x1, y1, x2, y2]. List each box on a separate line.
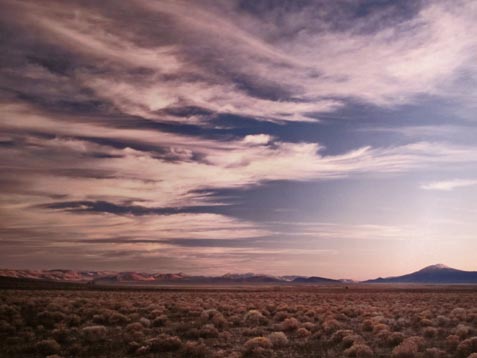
[471, 313, 477, 324]
[268, 332, 288, 347]
[152, 314, 168, 327]
[36, 339, 61, 355]
[129, 313, 142, 323]
[436, 315, 450, 327]
[245, 310, 267, 326]
[135, 345, 149, 355]
[108, 311, 129, 325]
[92, 314, 105, 324]
[150, 308, 164, 318]
[281, 317, 300, 331]
[423, 327, 438, 339]
[52, 326, 70, 344]
[219, 331, 232, 343]
[0, 320, 14, 335]
[373, 323, 390, 333]
[456, 324, 472, 338]
[229, 314, 242, 326]
[5, 336, 23, 347]
[127, 341, 141, 354]
[200, 309, 217, 321]
[457, 337, 477, 357]
[126, 322, 143, 332]
[343, 307, 360, 318]
[212, 314, 228, 328]
[362, 319, 374, 332]
[199, 323, 219, 338]
[181, 341, 209, 358]
[182, 327, 200, 339]
[201, 309, 227, 328]
[392, 336, 424, 358]
[139, 317, 151, 327]
[124, 322, 145, 342]
[93, 309, 129, 325]
[274, 311, 289, 322]
[37, 311, 66, 328]
[335, 312, 349, 322]
[343, 334, 365, 348]
[302, 322, 316, 331]
[243, 336, 272, 356]
[424, 347, 447, 358]
[395, 318, 410, 330]
[297, 327, 311, 338]
[452, 308, 467, 321]
[344, 343, 374, 358]
[376, 329, 391, 345]
[329, 329, 354, 345]
[420, 319, 433, 327]
[323, 318, 341, 333]
[446, 334, 460, 351]
[243, 327, 265, 337]
[148, 334, 182, 352]
[67, 314, 81, 327]
[81, 325, 107, 342]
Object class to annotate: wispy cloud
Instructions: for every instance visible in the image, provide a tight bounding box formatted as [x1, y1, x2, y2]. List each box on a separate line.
[2, 0, 476, 124]
[273, 221, 417, 241]
[421, 179, 477, 191]
[3, 103, 477, 209]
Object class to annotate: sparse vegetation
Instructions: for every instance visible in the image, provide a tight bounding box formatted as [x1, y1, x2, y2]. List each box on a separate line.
[1, 286, 477, 357]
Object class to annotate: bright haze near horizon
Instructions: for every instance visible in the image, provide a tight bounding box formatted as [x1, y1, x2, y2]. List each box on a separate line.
[0, 0, 476, 281]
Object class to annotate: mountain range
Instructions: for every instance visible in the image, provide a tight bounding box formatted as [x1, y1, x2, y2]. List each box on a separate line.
[0, 269, 343, 285]
[1, 264, 477, 285]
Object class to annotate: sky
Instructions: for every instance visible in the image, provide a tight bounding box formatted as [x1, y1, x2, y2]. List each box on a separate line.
[0, 0, 476, 280]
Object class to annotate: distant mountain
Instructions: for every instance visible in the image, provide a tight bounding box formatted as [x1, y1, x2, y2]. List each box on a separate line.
[339, 279, 358, 284]
[279, 275, 307, 282]
[4, 265, 477, 285]
[218, 273, 283, 283]
[220, 273, 282, 282]
[292, 276, 340, 284]
[366, 264, 477, 284]
[95, 272, 188, 283]
[0, 269, 341, 285]
[0, 269, 114, 282]
[93, 272, 284, 285]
